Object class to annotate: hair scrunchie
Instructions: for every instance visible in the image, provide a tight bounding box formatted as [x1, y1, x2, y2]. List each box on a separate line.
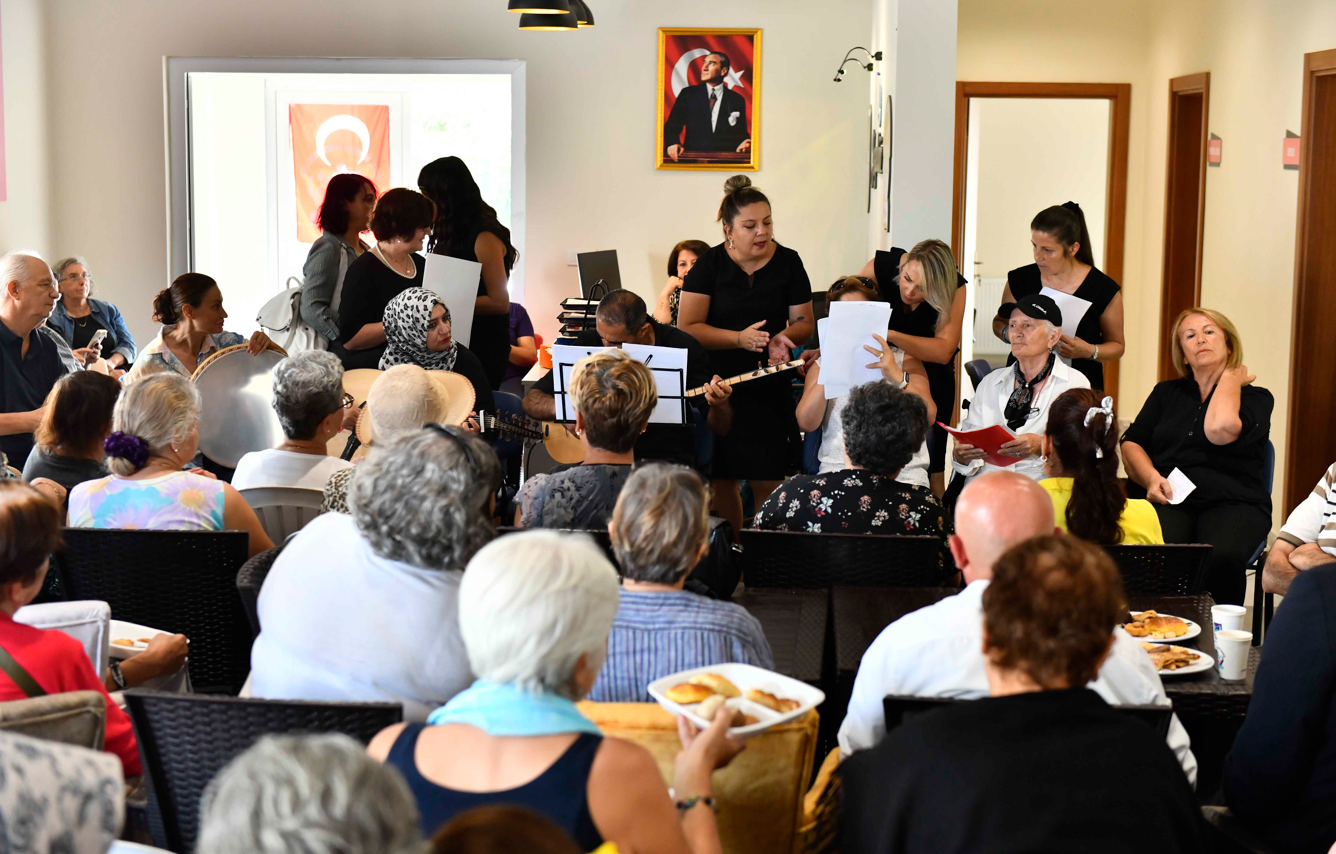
[104, 432, 150, 468]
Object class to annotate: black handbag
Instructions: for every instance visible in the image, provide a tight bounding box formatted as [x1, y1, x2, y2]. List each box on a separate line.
[683, 516, 743, 600]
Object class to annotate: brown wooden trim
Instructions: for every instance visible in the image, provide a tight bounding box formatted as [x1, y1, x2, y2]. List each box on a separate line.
[1158, 72, 1211, 380]
[1284, 48, 1336, 515]
[950, 81, 1132, 406]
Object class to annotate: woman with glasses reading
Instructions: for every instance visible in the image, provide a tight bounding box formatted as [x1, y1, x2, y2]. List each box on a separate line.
[45, 257, 136, 378]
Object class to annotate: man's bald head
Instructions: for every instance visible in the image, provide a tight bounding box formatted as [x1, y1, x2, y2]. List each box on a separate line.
[951, 472, 1057, 583]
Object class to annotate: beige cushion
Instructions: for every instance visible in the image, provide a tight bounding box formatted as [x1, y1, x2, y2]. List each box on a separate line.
[0, 690, 106, 750]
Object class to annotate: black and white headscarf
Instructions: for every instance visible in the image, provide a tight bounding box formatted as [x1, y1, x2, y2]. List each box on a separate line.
[379, 287, 459, 372]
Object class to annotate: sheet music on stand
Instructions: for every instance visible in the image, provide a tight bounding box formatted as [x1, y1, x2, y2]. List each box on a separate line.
[549, 342, 690, 425]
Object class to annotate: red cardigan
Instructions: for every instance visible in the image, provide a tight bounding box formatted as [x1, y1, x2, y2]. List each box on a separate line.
[0, 612, 141, 776]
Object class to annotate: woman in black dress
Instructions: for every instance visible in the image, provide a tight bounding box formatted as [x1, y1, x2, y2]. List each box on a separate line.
[856, 239, 966, 495]
[991, 202, 1125, 390]
[335, 188, 435, 370]
[418, 157, 516, 391]
[678, 176, 814, 533]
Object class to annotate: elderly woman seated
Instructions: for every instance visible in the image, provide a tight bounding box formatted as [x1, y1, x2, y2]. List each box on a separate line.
[369, 530, 744, 852]
[22, 370, 121, 497]
[588, 464, 772, 702]
[841, 535, 1210, 853]
[1039, 388, 1163, 544]
[231, 349, 354, 491]
[67, 372, 273, 557]
[515, 351, 657, 529]
[380, 287, 494, 413]
[251, 425, 497, 719]
[755, 380, 947, 541]
[952, 293, 1089, 484]
[198, 733, 423, 854]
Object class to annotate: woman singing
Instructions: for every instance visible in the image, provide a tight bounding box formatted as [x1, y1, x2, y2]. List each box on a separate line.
[678, 176, 814, 533]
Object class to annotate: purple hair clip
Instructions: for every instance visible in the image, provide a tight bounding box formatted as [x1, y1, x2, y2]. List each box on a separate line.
[104, 432, 150, 468]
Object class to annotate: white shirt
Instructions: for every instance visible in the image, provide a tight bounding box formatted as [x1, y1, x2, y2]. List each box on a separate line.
[816, 352, 930, 489]
[952, 355, 1089, 483]
[230, 448, 352, 492]
[1278, 461, 1336, 557]
[836, 580, 1198, 785]
[250, 512, 473, 721]
[707, 82, 725, 131]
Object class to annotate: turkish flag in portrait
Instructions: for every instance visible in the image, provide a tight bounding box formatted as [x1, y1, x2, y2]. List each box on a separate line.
[290, 104, 391, 243]
[662, 33, 757, 139]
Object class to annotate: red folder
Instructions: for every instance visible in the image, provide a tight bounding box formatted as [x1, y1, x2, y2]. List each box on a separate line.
[938, 422, 1022, 467]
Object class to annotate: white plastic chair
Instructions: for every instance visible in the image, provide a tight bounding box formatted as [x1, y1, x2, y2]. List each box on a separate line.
[14, 599, 110, 676]
[238, 486, 324, 543]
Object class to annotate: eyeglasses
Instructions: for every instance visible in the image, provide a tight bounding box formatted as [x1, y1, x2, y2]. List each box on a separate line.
[424, 422, 478, 473]
[341, 392, 355, 409]
[59, 272, 90, 283]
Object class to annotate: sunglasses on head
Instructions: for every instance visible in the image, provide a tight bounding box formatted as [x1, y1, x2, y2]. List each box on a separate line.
[424, 422, 477, 473]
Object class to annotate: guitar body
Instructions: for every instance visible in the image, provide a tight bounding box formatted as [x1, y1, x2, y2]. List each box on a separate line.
[542, 422, 585, 465]
[328, 368, 383, 458]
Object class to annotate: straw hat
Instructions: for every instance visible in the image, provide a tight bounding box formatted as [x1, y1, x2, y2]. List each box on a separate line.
[355, 365, 476, 446]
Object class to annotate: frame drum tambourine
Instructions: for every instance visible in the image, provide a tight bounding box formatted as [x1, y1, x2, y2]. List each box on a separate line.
[191, 344, 288, 468]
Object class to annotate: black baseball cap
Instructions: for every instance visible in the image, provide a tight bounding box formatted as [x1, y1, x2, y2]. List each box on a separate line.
[997, 293, 1063, 328]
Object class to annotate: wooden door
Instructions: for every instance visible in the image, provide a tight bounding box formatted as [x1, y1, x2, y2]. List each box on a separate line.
[1158, 73, 1210, 381]
[1284, 49, 1336, 515]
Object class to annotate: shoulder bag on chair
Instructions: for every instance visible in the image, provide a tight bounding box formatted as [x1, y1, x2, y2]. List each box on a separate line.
[257, 276, 325, 354]
[683, 516, 743, 601]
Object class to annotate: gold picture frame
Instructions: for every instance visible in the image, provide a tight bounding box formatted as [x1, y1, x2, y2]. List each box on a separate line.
[656, 27, 761, 171]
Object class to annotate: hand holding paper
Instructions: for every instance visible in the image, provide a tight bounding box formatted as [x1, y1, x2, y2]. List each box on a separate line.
[1164, 468, 1197, 505]
[821, 301, 892, 400]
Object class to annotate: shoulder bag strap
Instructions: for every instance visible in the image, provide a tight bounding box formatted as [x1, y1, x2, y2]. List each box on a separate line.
[0, 643, 47, 698]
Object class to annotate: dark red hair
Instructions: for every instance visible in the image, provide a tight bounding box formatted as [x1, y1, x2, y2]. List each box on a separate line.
[316, 173, 377, 236]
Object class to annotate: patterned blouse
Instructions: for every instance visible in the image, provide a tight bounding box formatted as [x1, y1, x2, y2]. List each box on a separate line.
[754, 469, 950, 542]
[68, 470, 227, 531]
[517, 464, 632, 529]
[124, 325, 244, 382]
[321, 466, 356, 514]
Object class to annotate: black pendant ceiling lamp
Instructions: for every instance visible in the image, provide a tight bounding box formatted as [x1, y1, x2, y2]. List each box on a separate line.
[518, 8, 579, 29]
[507, 0, 570, 12]
[571, 0, 594, 26]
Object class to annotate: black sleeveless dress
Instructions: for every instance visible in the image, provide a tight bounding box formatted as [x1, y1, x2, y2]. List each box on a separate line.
[1004, 263, 1120, 390]
[435, 223, 514, 390]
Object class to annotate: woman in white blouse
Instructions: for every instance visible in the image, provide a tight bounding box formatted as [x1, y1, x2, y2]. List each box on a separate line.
[952, 293, 1089, 484]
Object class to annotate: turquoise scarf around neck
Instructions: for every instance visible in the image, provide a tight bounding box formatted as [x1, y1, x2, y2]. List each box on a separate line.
[426, 680, 602, 736]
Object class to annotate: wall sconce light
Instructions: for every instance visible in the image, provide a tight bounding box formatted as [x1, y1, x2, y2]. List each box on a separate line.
[833, 47, 882, 83]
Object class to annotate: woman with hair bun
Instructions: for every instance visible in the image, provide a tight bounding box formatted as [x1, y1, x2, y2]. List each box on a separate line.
[125, 272, 275, 383]
[1039, 388, 1162, 544]
[992, 202, 1124, 390]
[678, 175, 814, 532]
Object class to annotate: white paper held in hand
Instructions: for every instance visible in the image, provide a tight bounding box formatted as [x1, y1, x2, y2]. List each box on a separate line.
[1165, 467, 1197, 505]
[422, 254, 483, 348]
[1037, 286, 1094, 366]
[815, 318, 848, 398]
[821, 301, 891, 400]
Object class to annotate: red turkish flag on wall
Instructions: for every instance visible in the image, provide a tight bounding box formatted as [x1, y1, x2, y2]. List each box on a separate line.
[662, 32, 757, 146]
[290, 104, 391, 243]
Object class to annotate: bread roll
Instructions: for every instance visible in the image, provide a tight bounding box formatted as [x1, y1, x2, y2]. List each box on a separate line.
[665, 683, 715, 704]
[690, 673, 741, 698]
[746, 688, 799, 712]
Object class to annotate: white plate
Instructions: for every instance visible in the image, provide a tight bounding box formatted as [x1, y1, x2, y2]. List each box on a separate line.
[1151, 647, 1215, 678]
[1122, 614, 1202, 644]
[108, 619, 166, 660]
[647, 663, 825, 737]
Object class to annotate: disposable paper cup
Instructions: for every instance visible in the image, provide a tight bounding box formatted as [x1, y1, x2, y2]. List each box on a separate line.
[1212, 604, 1246, 633]
[1215, 629, 1253, 680]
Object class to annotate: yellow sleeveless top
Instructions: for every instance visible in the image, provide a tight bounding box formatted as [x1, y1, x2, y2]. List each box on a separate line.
[1039, 477, 1164, 545]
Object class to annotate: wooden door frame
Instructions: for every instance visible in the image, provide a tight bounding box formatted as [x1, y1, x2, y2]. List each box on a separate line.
[951, 81, 1132, 405]
[1158, 72, 1211, 380]
[1284, 48, 1336, 514]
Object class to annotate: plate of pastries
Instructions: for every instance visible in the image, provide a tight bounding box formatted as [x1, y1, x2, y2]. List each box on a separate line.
[1120, 610, 1201, 643]
[1139, 642, 1214, 676]
[648, 664, 826, 736]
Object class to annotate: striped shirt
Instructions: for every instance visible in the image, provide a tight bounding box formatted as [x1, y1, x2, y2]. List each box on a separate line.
[1278, 462, 1336, 557]
[588, 589, 774, 703]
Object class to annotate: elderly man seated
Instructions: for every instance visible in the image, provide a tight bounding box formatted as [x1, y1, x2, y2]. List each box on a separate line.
[0, 252, 66, 469]
[1263, 458, 1336, 594]
[230, 350, 356, 491]
[837, 471, 1197, 784]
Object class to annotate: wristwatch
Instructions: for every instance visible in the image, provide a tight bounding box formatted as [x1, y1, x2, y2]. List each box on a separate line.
[897, 374, 910, 391]
[109, 660, 126, 690]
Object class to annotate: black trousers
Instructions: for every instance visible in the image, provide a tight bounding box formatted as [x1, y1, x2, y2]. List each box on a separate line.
[1153, 502, 1271, 605]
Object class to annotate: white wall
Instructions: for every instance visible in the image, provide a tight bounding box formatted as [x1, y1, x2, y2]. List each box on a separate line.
[0, 0, 50, 252]
[35, 0, 873, 347]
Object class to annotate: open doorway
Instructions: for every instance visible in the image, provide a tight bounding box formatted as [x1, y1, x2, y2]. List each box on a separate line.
[951, 82, 1131, 410]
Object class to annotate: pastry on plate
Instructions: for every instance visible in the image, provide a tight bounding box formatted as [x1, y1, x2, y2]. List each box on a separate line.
[746, 688, 801, 713]
[1123, 610, 1189, 639]
[697, 695, 754, 726]
[689, 673, 741, 698]
[665, 683, 715, 704]
[1143, 644, 1200, 672]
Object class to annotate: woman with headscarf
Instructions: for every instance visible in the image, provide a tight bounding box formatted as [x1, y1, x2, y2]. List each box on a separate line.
[380, 287, 494, 414]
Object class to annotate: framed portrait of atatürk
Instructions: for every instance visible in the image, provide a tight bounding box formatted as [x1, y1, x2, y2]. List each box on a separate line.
[656, 28, 761, 171]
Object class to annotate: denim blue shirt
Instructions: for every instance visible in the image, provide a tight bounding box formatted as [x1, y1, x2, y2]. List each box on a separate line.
[46, 298, 137, 364]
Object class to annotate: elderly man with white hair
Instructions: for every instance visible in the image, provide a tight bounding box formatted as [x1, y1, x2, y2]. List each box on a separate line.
[952, 293, 1088, 484]
[230, 349, 354, 491]
[0, 251, 67, 468]
[838, 471, 1197, 785]
[368, 529, 745, 854]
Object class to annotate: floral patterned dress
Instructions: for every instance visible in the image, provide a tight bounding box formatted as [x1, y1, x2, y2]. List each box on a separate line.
[68, 470, 226, 531]
[753, 470, 950, 552]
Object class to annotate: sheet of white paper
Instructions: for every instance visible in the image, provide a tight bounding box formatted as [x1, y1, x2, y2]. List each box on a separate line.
[621, 342, 690, 425]
[1165, 467, 1197, 505]
[1037, 286, 1093, 343]
[550, 344, 614, 422]
[821, 301, 891, 400]
[815, 318, 850, 398]
[422, 254, 484, 348]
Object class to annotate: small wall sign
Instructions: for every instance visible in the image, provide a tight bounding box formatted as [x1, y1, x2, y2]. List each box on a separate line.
[1283, 131, 1301, 169]
[1207, 133, 1222, 166]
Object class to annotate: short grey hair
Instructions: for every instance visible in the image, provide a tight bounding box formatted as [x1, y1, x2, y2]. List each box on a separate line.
[53, 256, 89, 279]
[611, 463, 710, 585]
[196, 733, 422, 854]
[459, 531, 621, 699]
[109, 372, 200, 475]
[0, 251, 48, 296]
[349, 427, 500, 571]
[271, 350, 344, 440]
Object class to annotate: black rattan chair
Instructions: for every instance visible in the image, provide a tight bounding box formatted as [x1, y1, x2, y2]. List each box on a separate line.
[51, 528, 251, 694]
[124, 690, 403, 853]
[1102, 543, 1213, 595]
[236, 546, 284, 635]
[881, 694, 1172, 739]
[495, 526, 616, 563]
[738, 530, 944, 589]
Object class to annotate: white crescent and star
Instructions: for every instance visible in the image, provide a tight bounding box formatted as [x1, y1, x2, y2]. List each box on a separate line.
[314, 114, 372, 167]
[670, 48, 749, 97]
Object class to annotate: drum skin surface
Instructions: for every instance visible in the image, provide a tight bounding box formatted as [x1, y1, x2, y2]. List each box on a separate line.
[192, 345, 287, 468]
